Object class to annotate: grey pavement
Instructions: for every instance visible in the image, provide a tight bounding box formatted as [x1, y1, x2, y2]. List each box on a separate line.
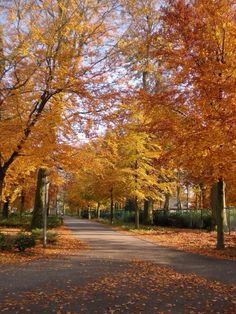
[0, 216, 235, 314]
[66, 216, 236, 285]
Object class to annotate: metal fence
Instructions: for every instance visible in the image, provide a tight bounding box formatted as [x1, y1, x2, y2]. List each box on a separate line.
[100, 207, 236, 231]
[226, 207, 236, 233]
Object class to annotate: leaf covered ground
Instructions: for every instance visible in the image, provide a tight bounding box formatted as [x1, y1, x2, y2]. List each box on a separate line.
[0, 260, 235, 313]
[104, 221, 236, 261]
[0, 225, 86, 265]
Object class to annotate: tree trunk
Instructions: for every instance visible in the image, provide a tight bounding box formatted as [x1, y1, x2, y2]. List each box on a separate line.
[195, 190, 199, 210]
[201, 184, 207, 209]
[97, 202, 101, 219]
[163, 193, 170, 210]
[88, 206, 91, 220]
[211, 179, 227, 249]
[125, 198, 136, 211]
[2, 196, 10, 219]
[134, 196, 139, 229]
[0, 170, 5, 213]
[186, 184, 189, 210]
[31, 168, 46, 229]
[19, 190, 25, 217]
[143, 198, 153, 225]
[110, 188, 114, 224]
[176, 186, 182, 210]
[210, 185, 217, 230]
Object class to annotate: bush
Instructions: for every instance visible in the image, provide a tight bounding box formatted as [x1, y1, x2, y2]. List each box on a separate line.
[47, 231, 59, 243]
[47, 216, 63, 228]
[0, 233, 14, 251]
[31, 228, 43, 240]
[153, 210, 212, 229]
[31, 228, 59, 244]
[14, 233, 35, 252]
[0, 214, 31, 228]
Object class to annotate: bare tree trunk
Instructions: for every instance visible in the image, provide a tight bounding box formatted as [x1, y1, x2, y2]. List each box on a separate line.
[186, 184, 189, 210]
[97, 202, 101, 219]
[0, 170, 5, 214]
[176, 185, 182, 210]
[210, 185, 217, 230]
[19, 190, 25, 218]
[201, 184, 207, 209]
[211, 178, 227, 249]
[144, 198, 153, 225]
[110, 188, 114, 224]
[134, 196, 139, 229]
[2, 196, 10, 219]
[195, 189, 199, 210]
[164, 193, 170, 210]
[77, 208, 81, 218]
[88, 206, 91, 220]
[31, 168, 46, 229]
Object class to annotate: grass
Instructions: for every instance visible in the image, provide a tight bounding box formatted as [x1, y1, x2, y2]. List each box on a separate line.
[0, 214, 63, 229]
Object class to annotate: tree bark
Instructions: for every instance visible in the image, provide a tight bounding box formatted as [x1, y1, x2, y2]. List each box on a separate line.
[163, 193, 170, 211]
[77, 208, 81, 218]
[88, 206, 91, 220]
[144, 198, 153, 225]
[134, 196, 139, 229]
[31, 168, 46, 229]
[211, 178, 227, 249]
[97, 202, 101, 219]
[210, 185, 217, 230]
[176, 185, 182, 210]
[19, 190, 25, 217]
[186, 184, 189, 210]
[110, 188, 114, 224]
[0, 169, 5, 212]
[2, 196, 10, 219]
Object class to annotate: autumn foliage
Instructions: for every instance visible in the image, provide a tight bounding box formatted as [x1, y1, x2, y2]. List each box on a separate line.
[0, 0, 235, 250]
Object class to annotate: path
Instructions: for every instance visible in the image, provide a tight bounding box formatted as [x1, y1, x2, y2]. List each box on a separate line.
[66, 217, 236, 284]
[0, 216, 235, 314]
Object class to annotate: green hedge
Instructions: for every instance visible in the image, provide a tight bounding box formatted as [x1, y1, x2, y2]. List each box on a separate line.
[0, 213, 31, 228]
[14, 233, 36, 252]
[0, 214, 63, 229]
[31, 228, 59, 243]
[153, 210, 212, 229]
[47, 216, 63, 228]
[0, 232, 36, 252]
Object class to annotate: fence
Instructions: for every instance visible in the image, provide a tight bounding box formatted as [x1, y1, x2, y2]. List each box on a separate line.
[226, 207, 236, 233]
[99, 207, 236, 231]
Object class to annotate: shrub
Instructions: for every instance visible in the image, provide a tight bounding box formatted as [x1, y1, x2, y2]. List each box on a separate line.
[14, 233, 35, 252]
[0, 214, 31, 228]
[153, 210, 212, 229]
[0, 233, 14, 251]
[31, 228, 59, 244]
[47, 231, 59, 243]
[31, 228, 43, 240]
[47, 216, 63, 228]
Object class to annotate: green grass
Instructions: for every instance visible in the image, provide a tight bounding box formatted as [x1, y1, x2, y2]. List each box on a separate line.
[96, 218, 164, 233]
[0, 213, 63, 229]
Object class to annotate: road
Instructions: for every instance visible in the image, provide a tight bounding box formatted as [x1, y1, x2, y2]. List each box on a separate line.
[66, 217, 236, 284]
[0, 216, 235, 314]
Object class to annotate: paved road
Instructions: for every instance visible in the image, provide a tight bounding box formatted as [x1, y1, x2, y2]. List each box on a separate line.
[66, 217, 236, 284]
[0, 216, 235, 314]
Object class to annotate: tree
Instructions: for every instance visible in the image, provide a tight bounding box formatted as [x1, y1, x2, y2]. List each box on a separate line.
[0, 0, 117, 205]
[31, 168, 47, 229]
[147, 0, 236, 247]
